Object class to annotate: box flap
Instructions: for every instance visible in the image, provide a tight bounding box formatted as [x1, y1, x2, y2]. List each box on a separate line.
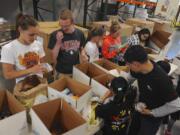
[94, 59, 118, 70]
[66, 76, 91, 96]
[33, 99, 61, 129]
[93, 74, 114, 87]
[75, 63, 106, 78]
[6, 91, 25, 114]
[93, 59, 129, 73]
[60, 100, 86, 131]
[150, 30, 171, 49]
[73, 66, 91, 85]
[49, 77, 67, 91]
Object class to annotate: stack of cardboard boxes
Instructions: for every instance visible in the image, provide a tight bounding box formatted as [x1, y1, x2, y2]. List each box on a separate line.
[92, 21, 134, 37]
[125, 18, 155, 34]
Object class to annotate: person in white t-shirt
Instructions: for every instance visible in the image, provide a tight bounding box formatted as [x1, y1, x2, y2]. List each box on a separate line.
[83, 26, 105, 62]
[0, 13, 46, 83]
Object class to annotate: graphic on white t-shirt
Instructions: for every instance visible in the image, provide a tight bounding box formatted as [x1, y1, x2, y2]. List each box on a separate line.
[0, 39, 45, 83]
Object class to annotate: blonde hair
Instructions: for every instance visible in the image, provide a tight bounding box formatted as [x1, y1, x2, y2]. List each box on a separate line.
[59, 9, 73, 21]
[110, 21, 121, 34]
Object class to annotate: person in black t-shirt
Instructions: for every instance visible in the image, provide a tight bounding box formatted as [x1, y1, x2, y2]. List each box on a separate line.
[48, 9, 85, 78]
[122, 46, 180, 135]
[95, 77, 137, 135]
[157, 60, 180, 135]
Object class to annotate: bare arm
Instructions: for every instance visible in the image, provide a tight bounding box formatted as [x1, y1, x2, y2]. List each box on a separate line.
[2, 63, 45, 80]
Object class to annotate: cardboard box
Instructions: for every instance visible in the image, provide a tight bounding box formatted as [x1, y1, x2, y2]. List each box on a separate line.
[48, 76, 92, 112]
[0, 109, 51, 135]
[92, 21, 133, 37]
[38, 21, 89, 63]
[125, 18, 155, 34]
[150, 30, 171, 50]
[91, 74, 114, 98]
[147, 18, 173, 33]
[33, 99, 87, 135]
[93, 58, 129, 74]
[0, 90, 24, 119]
[73, 63, 106, 85]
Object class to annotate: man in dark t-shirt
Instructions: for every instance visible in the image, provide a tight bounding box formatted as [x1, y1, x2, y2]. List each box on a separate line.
[122, 46, 180, 135]
[48, 9, 85, 76]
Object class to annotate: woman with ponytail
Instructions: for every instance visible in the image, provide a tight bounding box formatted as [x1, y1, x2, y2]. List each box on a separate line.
[95, 77, 137, 135]
[1, 13, 46, 83]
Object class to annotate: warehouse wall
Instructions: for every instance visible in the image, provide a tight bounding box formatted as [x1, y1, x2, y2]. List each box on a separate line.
[155, 0, 179, 20]
[0, 0, 100, 25]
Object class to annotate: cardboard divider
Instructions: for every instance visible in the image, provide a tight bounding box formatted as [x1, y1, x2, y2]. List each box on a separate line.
[0, 90, 25, 119]
[94, 59, 120, 71]
[93, 59, 129, 74]
[33, 99, 60, 129]
[73, 63, 107, 85]
[48, 76, 92, 111]
[91, 74, 114, 98]
[33, 99, 86, 135]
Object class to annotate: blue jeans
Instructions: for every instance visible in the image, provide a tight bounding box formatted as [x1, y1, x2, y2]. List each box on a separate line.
[128, 111, 162, 135]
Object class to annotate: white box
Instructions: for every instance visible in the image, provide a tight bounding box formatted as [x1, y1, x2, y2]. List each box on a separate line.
[73, 63, 106, 85]
[91, 74, 114, 98]
[49, 76, 93, 112]
[0, 109, 51, 135]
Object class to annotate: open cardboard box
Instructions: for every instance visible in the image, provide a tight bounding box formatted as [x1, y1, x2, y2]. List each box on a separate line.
[33, 99, 89, 135]
[0, 109, 51, 135]
[0, 90, 24, 120]
[93, 58, 129, 74]
[73, 63, 106, 85]
[91, 74, 114, 98]
[48, 76, 92, 112]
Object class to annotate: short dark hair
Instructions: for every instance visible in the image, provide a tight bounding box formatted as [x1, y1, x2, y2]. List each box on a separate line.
[138, 28, 150, 37]
[110, 77, 128, 104]
[124, 45, 148, 63]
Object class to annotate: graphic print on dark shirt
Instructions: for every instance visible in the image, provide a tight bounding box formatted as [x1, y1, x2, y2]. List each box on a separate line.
[130, 62, 178, 109]
[96, 102, 131, 135]
[48, 28, 85, 74]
